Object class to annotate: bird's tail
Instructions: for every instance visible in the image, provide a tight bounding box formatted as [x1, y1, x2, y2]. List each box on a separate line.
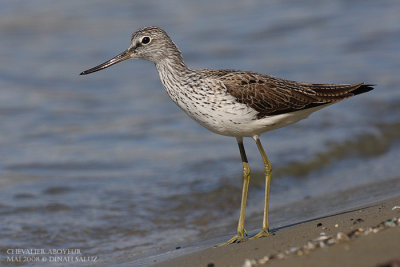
[351, 84, 374, 95]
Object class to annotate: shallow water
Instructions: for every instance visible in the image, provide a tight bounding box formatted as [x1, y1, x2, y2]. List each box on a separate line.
[1, 0, 400, 266]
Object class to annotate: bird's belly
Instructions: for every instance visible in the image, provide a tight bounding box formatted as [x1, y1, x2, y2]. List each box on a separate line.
[180, 101, 261, 137]
[182, 102, 329, 137]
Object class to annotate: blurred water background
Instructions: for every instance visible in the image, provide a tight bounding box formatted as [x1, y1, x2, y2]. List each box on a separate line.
[1, 0, 400, 265]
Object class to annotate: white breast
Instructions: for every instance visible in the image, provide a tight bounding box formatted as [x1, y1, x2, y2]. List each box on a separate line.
[157, 63, 259, 136]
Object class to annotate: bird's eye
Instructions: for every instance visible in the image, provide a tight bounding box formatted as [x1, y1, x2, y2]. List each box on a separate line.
[141, 36, 151, 44]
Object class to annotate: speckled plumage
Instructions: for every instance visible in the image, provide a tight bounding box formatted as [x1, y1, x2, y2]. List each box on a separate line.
[81, 26, 374, 245]
[81, 26, 373, 137]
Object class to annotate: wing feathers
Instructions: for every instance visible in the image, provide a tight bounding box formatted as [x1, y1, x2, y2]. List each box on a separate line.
[216, 71, 373, 118]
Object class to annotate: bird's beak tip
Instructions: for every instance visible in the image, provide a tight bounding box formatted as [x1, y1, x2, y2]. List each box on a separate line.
[79, 49, 130, 76]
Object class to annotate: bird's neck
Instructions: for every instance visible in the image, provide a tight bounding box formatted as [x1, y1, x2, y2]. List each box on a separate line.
[155, 54, 193, 95]
[155, 53, 190, 76]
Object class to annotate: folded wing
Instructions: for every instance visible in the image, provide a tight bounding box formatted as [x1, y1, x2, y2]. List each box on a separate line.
[217, 71, 373, 118]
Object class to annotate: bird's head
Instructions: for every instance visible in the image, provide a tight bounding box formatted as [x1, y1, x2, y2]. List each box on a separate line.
[80, 26, 181, 75]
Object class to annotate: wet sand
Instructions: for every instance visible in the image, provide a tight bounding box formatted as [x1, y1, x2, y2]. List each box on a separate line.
[154, 181, 400, 267]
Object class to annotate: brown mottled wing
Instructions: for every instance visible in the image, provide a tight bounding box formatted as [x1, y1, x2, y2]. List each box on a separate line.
[216, 71, 373, 118]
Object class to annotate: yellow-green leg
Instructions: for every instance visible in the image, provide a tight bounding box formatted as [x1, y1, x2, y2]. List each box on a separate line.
[217, 137, 251, 246]
[249, 135, 271, 239]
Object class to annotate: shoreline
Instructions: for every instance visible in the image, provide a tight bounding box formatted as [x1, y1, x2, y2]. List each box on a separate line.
[153, 192, 400, 267]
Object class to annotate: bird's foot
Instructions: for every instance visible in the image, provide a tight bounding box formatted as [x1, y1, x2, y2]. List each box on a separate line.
[215, 230, 247, 247]
[248, 228, 269, 240]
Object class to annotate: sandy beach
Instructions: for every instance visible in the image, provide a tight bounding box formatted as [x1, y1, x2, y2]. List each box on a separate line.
[2, 2, 400, 266]
[154, 180, 400, 267]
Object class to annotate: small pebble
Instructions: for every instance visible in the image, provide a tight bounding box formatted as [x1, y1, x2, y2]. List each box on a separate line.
[242, 259, 256, 267]
[327, 238, 336, 245]
[336, 232, 349, 240]
[276, 252, 285, 259]
[258, 256, 269, 264]
[385, 220, 396, 227]
[314, 235, 330, 241]
[296, 250, 303, 256]
[304, 241, 315, 250]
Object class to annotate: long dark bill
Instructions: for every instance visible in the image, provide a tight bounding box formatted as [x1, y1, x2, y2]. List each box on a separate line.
[80, 49, 130, 75]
